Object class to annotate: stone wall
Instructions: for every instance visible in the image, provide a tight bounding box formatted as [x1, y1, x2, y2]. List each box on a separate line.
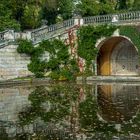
[0, 33, 70, 80]
[0, 45, 33, 80]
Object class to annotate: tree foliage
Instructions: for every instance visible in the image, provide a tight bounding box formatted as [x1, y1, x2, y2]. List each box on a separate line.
[132, 0, 140, 10]
[0, 0, 20, 31]
[76, 0, 115, 16]
[77, 25, 117, 61]
[17, 39, 79, 80]
[0, 0, 138, 31]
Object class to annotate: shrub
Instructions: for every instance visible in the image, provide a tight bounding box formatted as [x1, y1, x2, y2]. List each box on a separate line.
[17, 39, 34, 55]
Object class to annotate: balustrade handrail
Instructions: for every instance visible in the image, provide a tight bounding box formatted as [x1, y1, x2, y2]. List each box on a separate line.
[31, 18, 75, 33]
[83, 11, 140, 24]
[1, 11, 140, 47]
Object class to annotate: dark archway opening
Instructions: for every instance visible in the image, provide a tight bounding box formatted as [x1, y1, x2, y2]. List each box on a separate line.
[97, 36, 139, 76]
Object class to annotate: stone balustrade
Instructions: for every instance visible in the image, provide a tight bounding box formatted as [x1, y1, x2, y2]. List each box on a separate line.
[1, 11, 140, 47]
[31, 18, 75, 44]
[83, 11, 140, 25]
[0, 30, 15, 48]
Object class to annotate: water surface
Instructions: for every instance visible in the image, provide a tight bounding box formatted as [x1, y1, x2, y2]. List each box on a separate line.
[0, 82, 140, 140]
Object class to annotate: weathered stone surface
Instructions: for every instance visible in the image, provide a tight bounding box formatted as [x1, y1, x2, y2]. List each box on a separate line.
[0, 45, 33, 80]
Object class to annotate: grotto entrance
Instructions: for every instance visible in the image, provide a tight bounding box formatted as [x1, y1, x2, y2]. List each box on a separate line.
[97, 36, 139, 76]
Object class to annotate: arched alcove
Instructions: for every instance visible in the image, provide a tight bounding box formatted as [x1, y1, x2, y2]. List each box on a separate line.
[96, 36, 139, 75]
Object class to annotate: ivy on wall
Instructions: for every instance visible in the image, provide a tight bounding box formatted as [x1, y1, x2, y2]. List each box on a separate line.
[17, 39, 79, 80]
[17, 25, 140, 79]
[77, 25, 117, 71]
[119, 26, 140, 54]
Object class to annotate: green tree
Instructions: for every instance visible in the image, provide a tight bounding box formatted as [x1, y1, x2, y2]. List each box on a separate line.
[58, 0, 74, 20]
[132, 0, 140, 10]
[0, 0, 20, 31]
[76, 0, 101, 16]
[41, 0, 74, 25]
[76, 0, 115, 16]
[21, 4, 41, 29]
[115, 0, 127, 10]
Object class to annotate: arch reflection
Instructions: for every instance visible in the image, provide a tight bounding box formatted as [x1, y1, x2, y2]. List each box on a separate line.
[97, 84, 140, 123]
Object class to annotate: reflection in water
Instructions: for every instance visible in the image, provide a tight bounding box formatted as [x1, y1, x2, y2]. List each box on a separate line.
[97, 84, 140, 122]
[0, 83, 140, 139]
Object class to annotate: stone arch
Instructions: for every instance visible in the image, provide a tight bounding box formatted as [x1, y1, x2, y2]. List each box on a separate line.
[96, 36, 139, 76]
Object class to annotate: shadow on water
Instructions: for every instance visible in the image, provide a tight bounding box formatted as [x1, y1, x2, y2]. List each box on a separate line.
[0, 82, 140, 139]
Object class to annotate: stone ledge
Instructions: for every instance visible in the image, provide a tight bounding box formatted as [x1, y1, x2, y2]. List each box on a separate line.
[77, 76, 140, 83]
[0, 78, 52, 87]
[87, 76, 140, 82]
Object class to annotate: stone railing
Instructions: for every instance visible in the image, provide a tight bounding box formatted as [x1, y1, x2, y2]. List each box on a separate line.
[83, 11, 140, 25]
[0, 30, 15, 48]
[31, 18, 75, 44]
[1, 11, 140, 47]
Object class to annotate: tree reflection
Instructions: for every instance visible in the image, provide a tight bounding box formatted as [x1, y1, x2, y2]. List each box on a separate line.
[16, 83, 140, 139]
[18, 84, 82, 139]
[79, 91, 117, 139]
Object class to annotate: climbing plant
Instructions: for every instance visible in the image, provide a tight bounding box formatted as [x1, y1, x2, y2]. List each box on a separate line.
[17, 25, 140, 79]
[17, 25, 118, 79]
[17, 39, 79, 80]
[119, 26, 140, 54]
[77, 24, 117, 71]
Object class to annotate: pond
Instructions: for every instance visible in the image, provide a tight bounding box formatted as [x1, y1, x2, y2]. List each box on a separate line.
[0, 82, 140, 140]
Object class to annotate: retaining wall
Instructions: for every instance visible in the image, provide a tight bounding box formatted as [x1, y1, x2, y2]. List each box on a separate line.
[0, 45, 32, 80]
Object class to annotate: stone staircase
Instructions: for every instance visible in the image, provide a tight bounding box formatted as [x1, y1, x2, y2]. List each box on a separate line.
[1, 11, 140, 47]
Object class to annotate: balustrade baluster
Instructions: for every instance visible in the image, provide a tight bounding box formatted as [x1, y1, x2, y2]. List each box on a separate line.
[87, 17, 90, 24]
[109, 15, 112, 22]
[124, 13, 126, 20]
[88, 18, 90, 24]
[68, 20, 70, 26]
[98, 17, 100, 23]
[125, 13, 128, 20]
[104, 16, 107, 23]
[0, 34, 4, 41]
[69, 20, 71, 26]
[133, 12, 135, 19]
[122, 13, 125, 20]
[102, 16, 105, 23]
[68, 20, 70, 27]
[87, 18, 89, 24]
[106, 15, 109, 22]
[89, 18, 91, 24]
[91, 17, 93, 24]
[95, 17, 98, 23]
[70, 19, 72, 26]
[127, 13, 129, 20]
[133, 12, 136, 19]
[70, 19, 73, 26]
[99, 16, 101, 23]
[136, 12, 138, 19]
[69, 20, 72, 26]
[130, 12, 132, 20]
[100, 16, 102, 23]
[138, 12, 140, 19]
[136, 12, 139, 19]
[86, 18, 88, 24]
[122, 14, 125, 21]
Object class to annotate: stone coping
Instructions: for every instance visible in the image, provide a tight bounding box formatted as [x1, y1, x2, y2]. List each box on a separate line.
[0, 78, 52, 87]
[1, 76, 140, 87]
[77, 76, 140, 82]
